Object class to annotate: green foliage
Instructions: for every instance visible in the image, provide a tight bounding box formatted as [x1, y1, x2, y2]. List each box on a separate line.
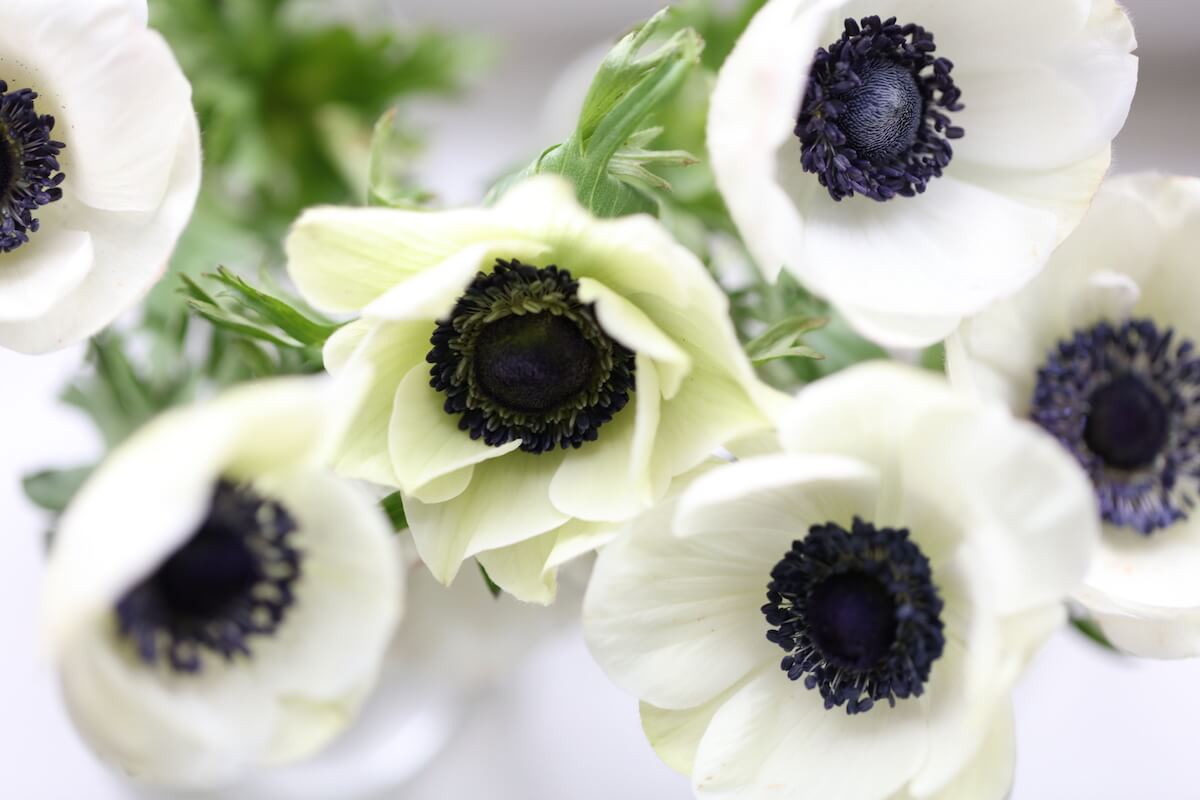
[477, 561, 503, 599]
[149, 0, 476, 235]
[23, 467, 94, 514]
[745, 317, 828, 364]
[380, 491, 408, 532]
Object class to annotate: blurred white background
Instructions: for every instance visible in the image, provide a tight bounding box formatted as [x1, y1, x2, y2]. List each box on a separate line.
[2, 0, 1199, 797]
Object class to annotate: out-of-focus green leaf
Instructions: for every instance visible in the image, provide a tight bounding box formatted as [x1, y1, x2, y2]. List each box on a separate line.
[368, 107, 435, 208]
[23, 467, 94, 513]
[746, 317, 828, 364]
[380, 491, 408, 532]
[477, 560, 503, 599]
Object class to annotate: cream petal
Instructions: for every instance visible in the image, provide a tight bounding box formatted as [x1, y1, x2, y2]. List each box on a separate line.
[285, 205, 506, 313]
[322, 319, 373, 374]
[493, 176, 694, 303]
[260, 687, 374, 767]
[576, 277, 691, 397]
[0, 112, 201, 353]
[388, 365, 521, 494]
[362, 239, 552, 323]
[475, 532, 559, 606]
[674, 453, 881, 540]
[405, 450, 568, 585]
[329, 322, 429, 486]
[0, 228, 93, 321]
[247, 471, 402, 699]
[692, 667, 927, 800]
[550, 355, 661, 522]
[1083, 519, 1200, 612]
[583, 488, 785, 710]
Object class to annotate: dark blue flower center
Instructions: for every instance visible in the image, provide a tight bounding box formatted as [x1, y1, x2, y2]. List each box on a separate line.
[428, 259, 635, 454]
[116, 480, 302, 673]
[839, 57, 924, 162]
[1084, 375, 1170, 471]
[1032, 318, 1200, 534]
[763, 518, 944, 715]
[796, 16, 964, 202]
[0, 81, 65, 253]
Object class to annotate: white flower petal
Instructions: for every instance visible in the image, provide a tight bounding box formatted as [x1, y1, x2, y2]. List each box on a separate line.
[707, 0, 837, 281]
[0, 228, 93, 321]
[1083, 521, 1200, 613]
[907, 702, 1015, 800]
[58, 627, 274, 788]
[475, 532, 559, 606]
[796, 177, 1059, 322]
[674, 453, 881, 540]
[1091, 607, 1200, 659]
[692, 667, 927, 800]
[388, 365, 522, 494]
[901, 405, 1100, 615]
[639, 680, 748, 778]
[0, 112, 201, 353]
[248, 471, 402, 699]
[405, 451, 568, 586]
[322, 319, 373, 374]
[583, 486, 784, 711]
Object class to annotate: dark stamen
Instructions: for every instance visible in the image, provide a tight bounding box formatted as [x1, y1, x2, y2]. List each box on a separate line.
[0, 81, 65, 252]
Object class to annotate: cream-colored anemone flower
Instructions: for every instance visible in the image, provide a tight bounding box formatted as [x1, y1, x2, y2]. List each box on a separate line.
[44, 378, 402, 789]
[0, 0, 200, 353]
[948, 174, 1200, 659]
[584, 363, 1099, 799]
[285, 176, 785, 604]
[708, 0, 1137, 348]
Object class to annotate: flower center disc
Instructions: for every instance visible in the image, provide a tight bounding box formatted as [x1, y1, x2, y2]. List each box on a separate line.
[806, 570, 898, 671]
[1084, 375, 1169, 471]
[473, 312, 600, 415]
[841, 58, 924, 162]
[116, 480, 302, 673]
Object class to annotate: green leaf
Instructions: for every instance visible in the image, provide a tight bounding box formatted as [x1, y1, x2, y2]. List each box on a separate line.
[23, 466, 94, 513]
[745, 317, 829, 364]
[380, 491, 408, 532]
[1070, 615, 1120, 653]
[477, 560, 502, 599]
[920, 342, 947, 373]
[209, 267, 341, 347]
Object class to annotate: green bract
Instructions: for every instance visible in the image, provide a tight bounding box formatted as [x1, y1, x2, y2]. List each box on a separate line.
[488, 10, 703, 219]
[285, 176, 785, 603]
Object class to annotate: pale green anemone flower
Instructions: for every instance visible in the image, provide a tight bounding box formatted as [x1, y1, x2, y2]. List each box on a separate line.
[584, 363, 1100, 800]
[44, 378, 403, 789]
[285, 176, 786, 603]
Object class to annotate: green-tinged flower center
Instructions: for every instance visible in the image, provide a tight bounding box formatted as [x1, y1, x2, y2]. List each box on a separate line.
[428, 258, 636, 454]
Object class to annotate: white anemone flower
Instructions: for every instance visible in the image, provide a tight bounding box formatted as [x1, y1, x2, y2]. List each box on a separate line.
[44, 378, 402, 789]
[0, 0, 200, 353]
[948, 173, 1200, 659]
[708, 0, 1137, 347]
[584, 363, 1099, 799]
[285, 176, 785, 603]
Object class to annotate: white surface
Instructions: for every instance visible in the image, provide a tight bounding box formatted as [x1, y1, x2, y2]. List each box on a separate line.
[4, 0, 1200, 797]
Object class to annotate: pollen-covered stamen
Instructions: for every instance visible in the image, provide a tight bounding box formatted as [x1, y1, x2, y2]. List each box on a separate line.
[428, 259, 636, 454]
[1032, 318, 1200, 534]
[763, 518, 944, 715]
[796, 16, 964, 202]
[0, 81, 65, 253]
[115, 480, 302, 674]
